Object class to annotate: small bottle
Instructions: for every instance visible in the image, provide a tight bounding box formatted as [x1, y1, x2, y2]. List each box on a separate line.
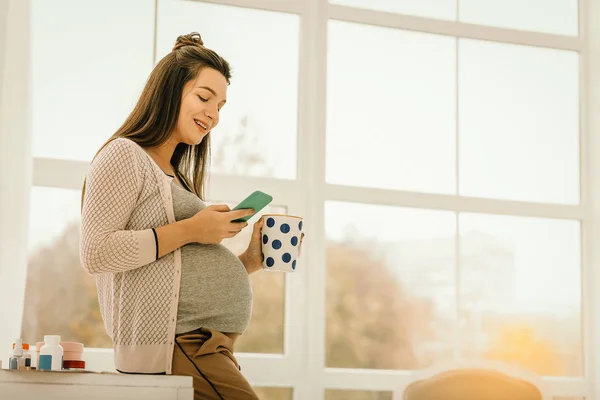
[22, 343, 31, 367]
[8, 339, 24, 370]
[38, 335, 63, 371]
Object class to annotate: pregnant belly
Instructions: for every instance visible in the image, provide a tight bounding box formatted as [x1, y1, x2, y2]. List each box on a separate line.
[178, 243, 253, 329]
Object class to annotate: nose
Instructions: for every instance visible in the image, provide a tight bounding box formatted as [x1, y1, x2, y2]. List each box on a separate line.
[204, 105, 218, 122]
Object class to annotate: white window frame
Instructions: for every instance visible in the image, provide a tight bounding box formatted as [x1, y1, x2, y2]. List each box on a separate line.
[2, 0, 600, 398]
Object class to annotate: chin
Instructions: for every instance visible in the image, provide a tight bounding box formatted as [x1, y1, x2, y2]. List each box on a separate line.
[185, 133, 205, 146]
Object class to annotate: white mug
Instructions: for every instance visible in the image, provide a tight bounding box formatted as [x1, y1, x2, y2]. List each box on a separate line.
[261, 214, 305, 272]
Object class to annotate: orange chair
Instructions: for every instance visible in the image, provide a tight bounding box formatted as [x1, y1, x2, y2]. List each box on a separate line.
[403, 365, 544, 400]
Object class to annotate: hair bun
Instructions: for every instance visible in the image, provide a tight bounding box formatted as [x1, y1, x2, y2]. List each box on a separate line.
[172, 32, 204, 51]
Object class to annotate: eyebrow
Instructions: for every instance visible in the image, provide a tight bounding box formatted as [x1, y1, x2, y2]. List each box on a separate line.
[198, 86, 226, 103]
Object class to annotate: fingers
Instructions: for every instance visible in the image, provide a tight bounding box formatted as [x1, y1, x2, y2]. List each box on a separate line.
[232, 221, 248, 229]
[227, 221, 248, 233]
[230, 208, 255, 220]
[299, 233, 305, 257]
[253, 218, 265, 235]
[225, 225, 246, 238]
[208, 204, 231, 212]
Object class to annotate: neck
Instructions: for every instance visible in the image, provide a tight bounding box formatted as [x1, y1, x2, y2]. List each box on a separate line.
[146, 138, 179, 174]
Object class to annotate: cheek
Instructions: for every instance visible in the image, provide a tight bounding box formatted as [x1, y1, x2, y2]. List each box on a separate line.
[175, 114, 186, 131]
[180, 97, 196, 120]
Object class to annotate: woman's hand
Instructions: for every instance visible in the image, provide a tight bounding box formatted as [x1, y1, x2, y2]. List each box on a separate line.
[186, 205, 254, 244]
[239, 217, 265, 274]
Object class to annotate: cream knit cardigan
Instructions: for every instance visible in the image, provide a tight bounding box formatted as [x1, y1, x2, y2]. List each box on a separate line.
[80, 137, 183, 374]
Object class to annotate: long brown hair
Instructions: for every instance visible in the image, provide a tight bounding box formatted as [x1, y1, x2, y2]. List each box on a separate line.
[81, 32, 231, 208]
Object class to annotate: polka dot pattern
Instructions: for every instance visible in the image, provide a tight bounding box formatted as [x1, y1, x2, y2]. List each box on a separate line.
[260, 216, 304, 272]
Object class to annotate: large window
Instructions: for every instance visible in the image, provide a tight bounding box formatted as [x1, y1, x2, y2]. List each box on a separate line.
[15, 0, 591, 399]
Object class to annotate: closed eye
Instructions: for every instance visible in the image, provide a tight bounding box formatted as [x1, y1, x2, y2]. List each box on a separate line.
[198, 95, 208, 102]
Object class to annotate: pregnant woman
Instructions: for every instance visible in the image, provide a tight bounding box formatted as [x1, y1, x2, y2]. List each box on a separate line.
[80, 32, 264, 400]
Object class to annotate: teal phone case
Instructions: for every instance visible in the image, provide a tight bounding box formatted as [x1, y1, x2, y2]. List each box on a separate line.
[231, 190, 273, 222]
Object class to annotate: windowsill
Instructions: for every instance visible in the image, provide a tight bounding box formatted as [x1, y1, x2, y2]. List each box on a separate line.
[0, 369, 193, 399]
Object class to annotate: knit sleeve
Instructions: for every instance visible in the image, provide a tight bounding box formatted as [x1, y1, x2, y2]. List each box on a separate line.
[80, 138, 157, 275]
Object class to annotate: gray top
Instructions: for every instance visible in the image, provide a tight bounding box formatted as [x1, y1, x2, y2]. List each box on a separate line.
[171, 180, 253, 335]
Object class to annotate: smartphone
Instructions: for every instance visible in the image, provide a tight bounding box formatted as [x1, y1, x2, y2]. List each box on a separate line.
[231, 190, 273, 222]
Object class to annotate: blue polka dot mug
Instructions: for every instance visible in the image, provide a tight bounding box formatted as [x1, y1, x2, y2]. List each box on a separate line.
[260, 214, 305, 272]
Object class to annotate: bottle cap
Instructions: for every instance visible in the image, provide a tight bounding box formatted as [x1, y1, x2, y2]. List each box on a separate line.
[12, 338, 23, 356]
[12, 343, 29, 350]
[43, 335, 61, 345]
[63, 360, 85, 370]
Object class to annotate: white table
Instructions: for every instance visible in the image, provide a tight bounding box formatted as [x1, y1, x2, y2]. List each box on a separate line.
[0, 369, 193, 399]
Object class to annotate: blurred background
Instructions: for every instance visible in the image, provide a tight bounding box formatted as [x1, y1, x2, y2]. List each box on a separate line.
[0, 0, 595, 399]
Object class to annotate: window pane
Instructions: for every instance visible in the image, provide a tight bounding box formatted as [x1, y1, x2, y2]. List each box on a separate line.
[157, 2, 299, 179]
[459, 214, 582, 377]
[22, 187, 112, 348]
[326, 201, 456, 369]
[253, 387, 293, 400]
[459, 0, 578, 36]
[459, 40, 579, 204]
[329, 0, 456, 21]
[31, 0, 153, 161]
[325, 390, 393, 400]
[219, 204, 288, 354]
[327, 21, 456, 194]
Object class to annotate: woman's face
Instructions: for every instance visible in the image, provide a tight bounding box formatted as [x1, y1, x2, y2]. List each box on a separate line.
[173, 67, 228, 145]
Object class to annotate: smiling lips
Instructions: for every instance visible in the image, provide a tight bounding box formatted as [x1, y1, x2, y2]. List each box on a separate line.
[194, 119, 210, 133]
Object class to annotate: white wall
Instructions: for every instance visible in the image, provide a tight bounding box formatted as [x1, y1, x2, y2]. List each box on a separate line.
[0, 0, 32, 364]
[0, 0, 8, 103]
[584, 0, 600, 396]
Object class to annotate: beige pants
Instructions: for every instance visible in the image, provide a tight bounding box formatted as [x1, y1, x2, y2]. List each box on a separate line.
[171, 328, 260, 400]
